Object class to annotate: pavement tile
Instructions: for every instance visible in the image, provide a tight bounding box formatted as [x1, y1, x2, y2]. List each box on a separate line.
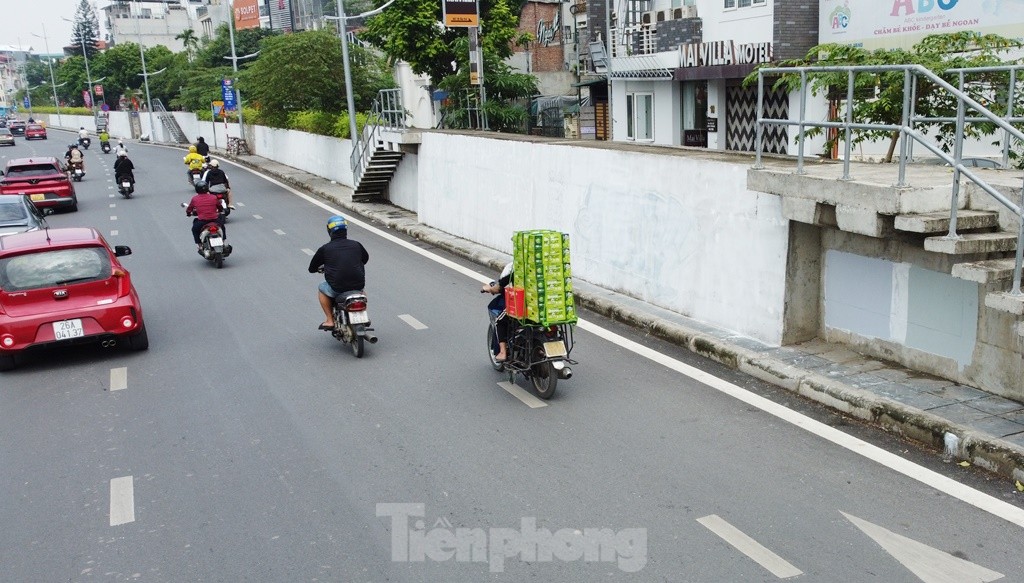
[841, 361, 889, 375]
[1006, 410, 1024, 424]
[873, 368, 912, 382]
[843, 373, 891, 388]
[966, 396, 1024, 415]
[927, 385, 991, 403]
[1000, 432, 1024, 448]
[970, 416, 1024, 438]
[925, 403, 994, 424]
[886, 389, 958, 410]
[819, 348, 865, 364]
[792, 339, 833, 355]
[904, 377, 955, 392]
[725, 336, 774, 353]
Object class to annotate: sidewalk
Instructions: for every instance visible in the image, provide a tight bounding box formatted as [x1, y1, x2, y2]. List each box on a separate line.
[223, 149, 1024, 485]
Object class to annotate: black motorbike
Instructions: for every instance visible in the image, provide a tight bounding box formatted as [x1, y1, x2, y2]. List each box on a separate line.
[485, 288, 575, 399]
[101, 141, 111, 154]
[209, 183, 232, 218]
[181, 202, 231, 268]
[78, 136, 91, 150]
[69, 160, 85, 182]
[116, 173, 135, 198]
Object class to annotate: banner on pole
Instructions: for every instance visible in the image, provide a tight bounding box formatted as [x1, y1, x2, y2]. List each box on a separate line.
[234, 0, 261, 30]
[443, 0, 479, 27]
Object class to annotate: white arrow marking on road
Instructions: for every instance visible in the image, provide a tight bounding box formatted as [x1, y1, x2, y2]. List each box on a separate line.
[398, 314, 428, 330]
[497, 381, 548, 409]
[301, 248, 314, 256]
[841, 512, 1003, 583]
[110, 367, 127, 391]
[109, 476, 135, 526]
[274, 229, 285, 235]
[697, 515, 802, 579]
[253, 214, 263, 220]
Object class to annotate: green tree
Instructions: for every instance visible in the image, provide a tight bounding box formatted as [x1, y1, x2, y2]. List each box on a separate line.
[92, 42, 144, 109]
[755, 32, 1023, 162]
[243, 29, 393, 126]
[176, 28, 200, 63]
[70, 0, 101, 58]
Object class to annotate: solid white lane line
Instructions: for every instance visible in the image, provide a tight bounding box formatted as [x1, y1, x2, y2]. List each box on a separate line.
[697, 515, 802, 579]
[109, 367, 127, 391]
[109, 476, 135, 526]
[110, 230, 118, 236]
[497, 381, 548, 409]
[256, 159, 1024, 529]
[301, 248, 315, 256]
[398, 314, 428, 330]
[253, 214, 263, 220]
[273, 229, 285, 235]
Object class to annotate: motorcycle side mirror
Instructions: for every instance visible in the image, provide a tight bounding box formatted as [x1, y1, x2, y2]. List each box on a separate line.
[113, 245, 132, 257]
[180, 202, 188, 208]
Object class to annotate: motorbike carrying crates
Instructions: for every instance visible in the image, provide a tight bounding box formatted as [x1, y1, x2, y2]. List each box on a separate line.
[512, 230, 577, 326]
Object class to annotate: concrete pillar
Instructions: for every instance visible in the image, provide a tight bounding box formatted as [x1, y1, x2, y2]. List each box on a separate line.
[782, 221, 822, 344]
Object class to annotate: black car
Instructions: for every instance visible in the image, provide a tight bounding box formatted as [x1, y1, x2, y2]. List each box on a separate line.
[7, 120, 26, 136]
[0, 194, 50, 237]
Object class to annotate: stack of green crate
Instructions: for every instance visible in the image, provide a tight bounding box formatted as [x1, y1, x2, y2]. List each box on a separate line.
[512, 230, 577, 326]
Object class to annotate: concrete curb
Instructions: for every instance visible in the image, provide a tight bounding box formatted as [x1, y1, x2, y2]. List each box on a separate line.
[226, 153, 1024, 485]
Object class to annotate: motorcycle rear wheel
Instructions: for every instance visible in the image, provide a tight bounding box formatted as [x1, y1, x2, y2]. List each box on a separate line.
[531, 361, 558, 399]
[214, 253, 224, 269]
[351, 330, 365, 358]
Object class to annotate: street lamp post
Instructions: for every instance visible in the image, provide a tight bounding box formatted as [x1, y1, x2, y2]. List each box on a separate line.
[132, 3, 158, 141]
[61, 16, 97, 114]
[224, 0, 253, 144]
[31, 26, 62, 127]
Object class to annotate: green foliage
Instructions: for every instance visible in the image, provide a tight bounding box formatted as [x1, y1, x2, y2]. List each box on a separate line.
[71, 0, 101, 58]
[31, 106, 92, 116]
[749, 32, 1024, 163]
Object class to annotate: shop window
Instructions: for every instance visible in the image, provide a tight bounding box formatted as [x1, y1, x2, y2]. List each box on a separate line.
[724, 0, 766, 8]
[626, 93, 654, 141]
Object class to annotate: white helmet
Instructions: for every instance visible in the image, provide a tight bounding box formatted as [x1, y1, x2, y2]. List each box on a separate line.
[208, 159, 219, 168]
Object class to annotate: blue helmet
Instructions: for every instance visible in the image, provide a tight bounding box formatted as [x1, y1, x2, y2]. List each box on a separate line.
[327, 215, 348, 235]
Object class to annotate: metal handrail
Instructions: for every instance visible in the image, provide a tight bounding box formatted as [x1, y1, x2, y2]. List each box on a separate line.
[754, 64, 1024, 294]
[349, 89, 405, 188]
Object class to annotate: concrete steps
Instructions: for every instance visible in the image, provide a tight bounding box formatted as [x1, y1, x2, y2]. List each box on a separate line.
[924, 231, 1018, 254]
[951, 258, 1018, 283]
[353, 147, 404, 202]
[894, 210, 999, 234]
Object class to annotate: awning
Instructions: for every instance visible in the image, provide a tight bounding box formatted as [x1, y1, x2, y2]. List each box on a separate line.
[571, 78, 608, 88]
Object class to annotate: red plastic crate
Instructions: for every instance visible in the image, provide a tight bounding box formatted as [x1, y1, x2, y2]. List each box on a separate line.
[504, 286, 526, 318]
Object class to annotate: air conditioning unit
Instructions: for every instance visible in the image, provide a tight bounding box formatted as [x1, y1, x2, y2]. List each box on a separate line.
[674, 6, 697, 18]
[641, 10, 656, 25]
[657, 9, 672, 22]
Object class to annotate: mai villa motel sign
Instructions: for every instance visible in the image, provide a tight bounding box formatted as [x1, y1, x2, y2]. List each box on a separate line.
[680, 40, 773, 69]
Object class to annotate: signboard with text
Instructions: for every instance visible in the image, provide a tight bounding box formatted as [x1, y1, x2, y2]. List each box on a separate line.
[222, 79, 236, 110]
[820, 0, 1024, 51]
[234, 0, 261, 30]
[94, 84, 104, 96]
[443, 0, 479, 27]
[83, 91, 93, 108]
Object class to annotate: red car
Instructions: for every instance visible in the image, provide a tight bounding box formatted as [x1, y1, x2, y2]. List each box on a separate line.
[0, 157, 79, 212]
[24, 124, 47, 140]
[0, 227, 148, 370]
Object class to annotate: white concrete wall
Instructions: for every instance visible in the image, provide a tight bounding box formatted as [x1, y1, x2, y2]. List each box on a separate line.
[250, 125, 354, 186]
[415, 132, 790, 344]
[389, 151, 418, 212]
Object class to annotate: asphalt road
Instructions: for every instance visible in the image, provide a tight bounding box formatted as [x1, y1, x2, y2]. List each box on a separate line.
[1, 131, 1023, 582]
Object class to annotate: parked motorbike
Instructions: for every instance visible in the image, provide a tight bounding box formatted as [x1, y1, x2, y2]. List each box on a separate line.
[101, 141, 111, 154]
[78, 136, 91, 150]
[181, 202, 232, 268]
[116, 173, 135, 198]
[69, 160, 85, 182]
[317, 268, 378, 357]
[484, 285, 575, 399]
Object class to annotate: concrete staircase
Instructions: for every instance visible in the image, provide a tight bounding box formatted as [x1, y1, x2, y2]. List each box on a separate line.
[352, 143, 404, 202]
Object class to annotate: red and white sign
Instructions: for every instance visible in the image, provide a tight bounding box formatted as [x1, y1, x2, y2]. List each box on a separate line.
[234, 0, 261, 30]
[94, 84, 104, 96]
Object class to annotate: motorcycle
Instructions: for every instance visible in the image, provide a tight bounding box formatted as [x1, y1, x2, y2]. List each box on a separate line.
[209, 183, 232, 218]
[69, 160, 85, 182]
[116, 173, 135, 198]
[187, 168, 203, 187]
[101, 141, 111, 154]
[181, 202, 232, 268]
[484, 285, 575, 399]
[317, 268, 378, 358]
[79, 136, 91, 150]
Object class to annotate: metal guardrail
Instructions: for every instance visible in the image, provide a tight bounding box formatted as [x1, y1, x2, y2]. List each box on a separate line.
[350, 88, 405, 188]
[753, 64, 1024, 294]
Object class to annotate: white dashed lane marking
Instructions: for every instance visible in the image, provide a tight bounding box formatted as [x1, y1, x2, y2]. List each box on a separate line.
[236, 202, 246, 207]
[109, 476, 135, 526]
[110, 216, 117, 221]
[398, 314, 428, 330]
[497, 382, 548, 409]
[697, 515, 802, 579]
[110, 367, 127, 391]
[110, 230, 118, 236]
[273, 229, 285, 235]
[109, 203, 116, 208]
[253, 214, 263, 220]
[301, 248, 314, 256]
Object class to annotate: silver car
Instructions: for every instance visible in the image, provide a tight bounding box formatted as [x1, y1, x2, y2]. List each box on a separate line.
[0, 195, 50, 237]
[0, 128, 14, 147]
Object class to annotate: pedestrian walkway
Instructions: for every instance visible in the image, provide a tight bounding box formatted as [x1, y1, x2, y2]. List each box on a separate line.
[222, 149, 1024, 485]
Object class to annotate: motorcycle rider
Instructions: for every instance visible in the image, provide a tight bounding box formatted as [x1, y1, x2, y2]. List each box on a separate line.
[114, 140, 129, 157]
[195, 136, 210, 157]
[183, 144, 205, 184]
[99, 129, 110, 149]
[185, 180, 226, 252]
[65, 143, 86, 175]
[481, 262, 514, 362]
[308, 216, 369, 331]
[113, 150, 135, 186]
[201, 158, 235, 209]
[78, 127, 89, 140]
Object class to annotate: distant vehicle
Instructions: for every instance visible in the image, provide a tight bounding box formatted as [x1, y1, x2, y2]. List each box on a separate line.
[0, 194, 50, 237]
[24, 124, 47, 140]
[0, 227, 148, 371]
[7, 120, 26, 136]
[0, 128, 14, 147]
[0, 157, 79, 212]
